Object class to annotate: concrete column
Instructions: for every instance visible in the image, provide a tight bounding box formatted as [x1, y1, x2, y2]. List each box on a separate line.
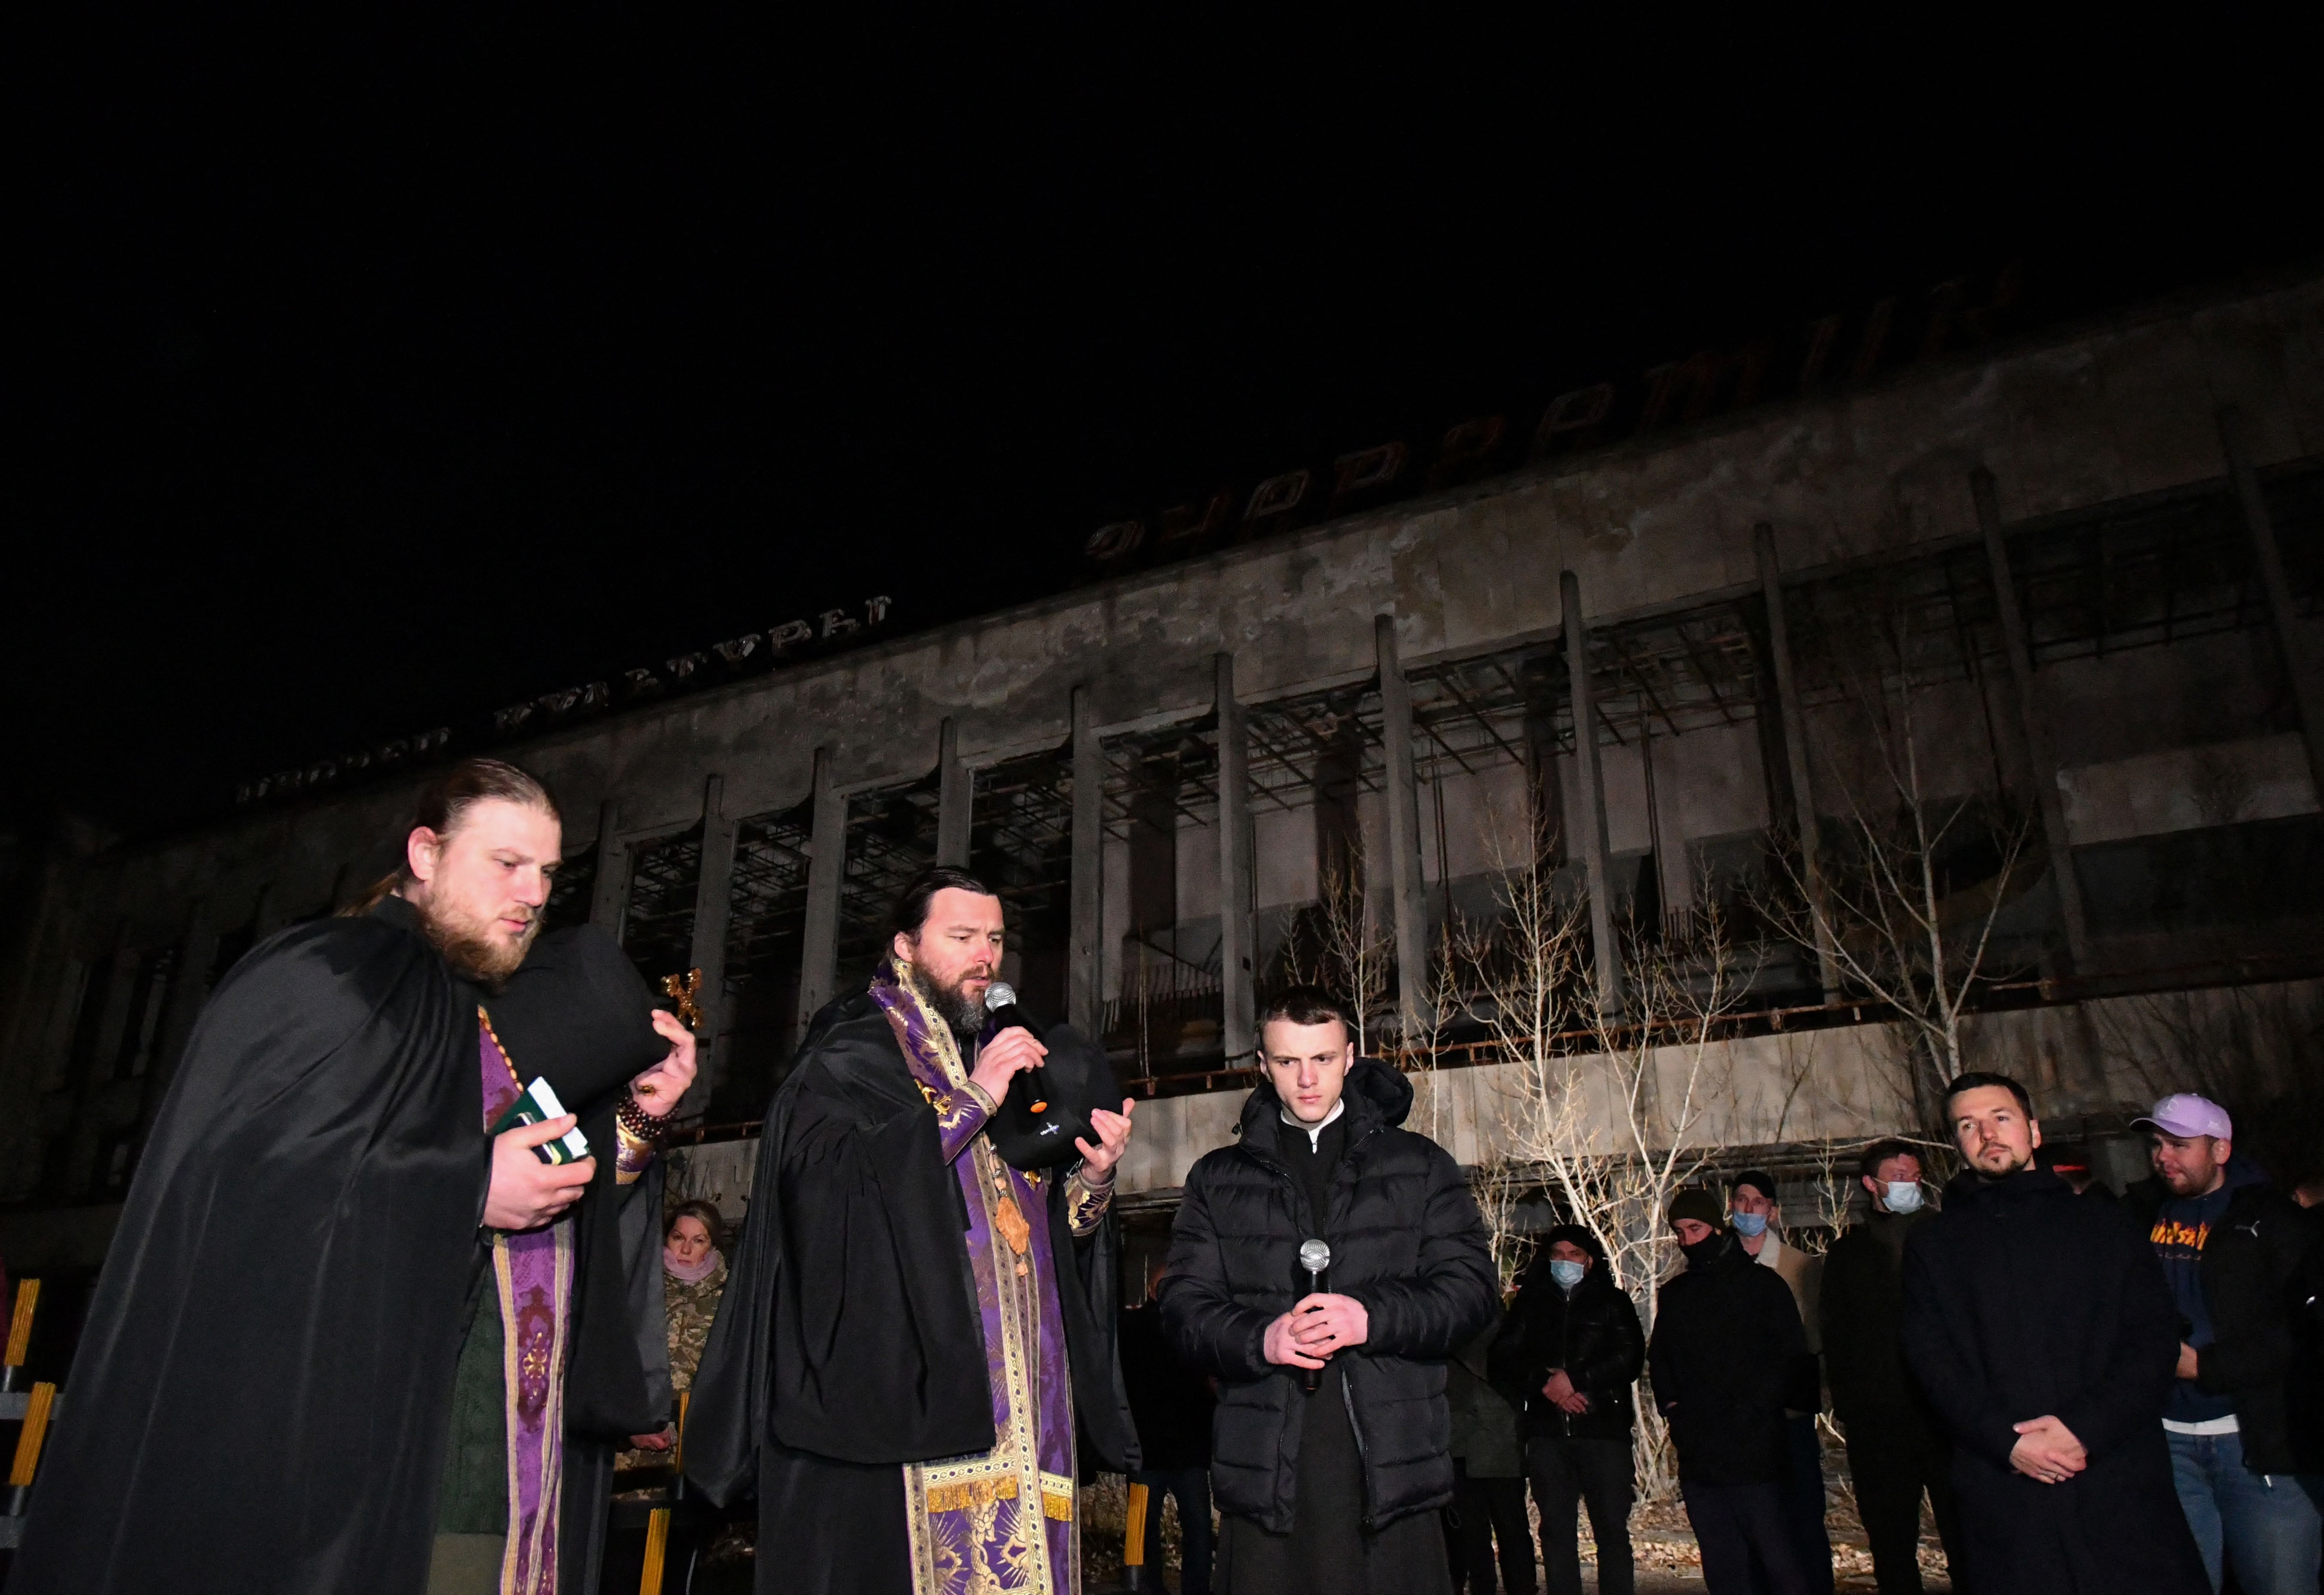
[686, 774, 740, 1109]
[2219, 406, 2324, 803]
[1522, 706, 1568, 864]
[1561, 573, 1624, 1015]
[1374, 616, 1433, 1042]
[1215, 654, 1256, 1062]
[796, 749, 845, 1045]
[140, 898, 218, 1136]
[1069, 688, 1105, 1037]
[1755, 525, 1841, 999]
[1973, 468, 2093, 972]
[587, 800, 629, 933]
[936, 718, 973, 868]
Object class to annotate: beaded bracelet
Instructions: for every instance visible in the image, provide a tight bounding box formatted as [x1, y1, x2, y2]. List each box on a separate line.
[614, 1089, 661, 1147]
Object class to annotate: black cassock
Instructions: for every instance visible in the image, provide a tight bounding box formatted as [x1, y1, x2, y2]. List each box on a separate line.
[685, 988, 1137, 1595]
[12, 897, 668, 1595]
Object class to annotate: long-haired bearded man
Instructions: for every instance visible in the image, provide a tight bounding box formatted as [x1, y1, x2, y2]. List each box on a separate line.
[14, 758, 699, 1595]
[686, 865, 1141, 1594]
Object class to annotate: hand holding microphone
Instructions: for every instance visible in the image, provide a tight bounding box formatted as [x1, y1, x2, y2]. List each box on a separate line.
[978, 982, 1056, 1113]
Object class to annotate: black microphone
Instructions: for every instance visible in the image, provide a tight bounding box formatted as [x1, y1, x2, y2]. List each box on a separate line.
[983, 981, 1054, 1114]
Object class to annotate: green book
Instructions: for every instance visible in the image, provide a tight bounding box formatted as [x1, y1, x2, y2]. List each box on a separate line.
[487, 1076, 592, 1165]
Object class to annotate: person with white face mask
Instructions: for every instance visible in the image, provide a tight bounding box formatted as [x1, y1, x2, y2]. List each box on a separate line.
[1728, 1171, 1833, 1595]
[1490, 1225, 1646, 1595]
[1820, 1140, 1964, 1593]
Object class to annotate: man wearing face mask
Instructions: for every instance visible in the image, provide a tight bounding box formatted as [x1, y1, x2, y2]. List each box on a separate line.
[1901, 1072, 2207, 1595]
[1726, 1171, 1832, 1595]
[1490, 1225, 1645, 1595]
[1647, 1190, 1814, 1594]
[1819, 1140, 1964, 1595]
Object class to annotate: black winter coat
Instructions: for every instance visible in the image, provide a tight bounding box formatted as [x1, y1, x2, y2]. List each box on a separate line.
[1159, 1060, 1499, 1534]
[1489, 1260, 1643, 1442]
[1901, 1168, 2206, 1595]
[1646, 1233, 1807, 1485]
[1820, 1209, 1939, 1445]
[2122, 1168, 2310, 1474]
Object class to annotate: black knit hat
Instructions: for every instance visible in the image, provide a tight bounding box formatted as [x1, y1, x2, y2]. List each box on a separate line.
[1667, 1188, 1724, 1230]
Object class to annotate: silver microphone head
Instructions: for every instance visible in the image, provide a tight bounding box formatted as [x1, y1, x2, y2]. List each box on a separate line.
[984, 981, 1018, 1012]
[1298, 1238, 1331, 1274]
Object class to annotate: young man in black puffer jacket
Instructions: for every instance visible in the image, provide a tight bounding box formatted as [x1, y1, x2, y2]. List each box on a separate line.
[1160, 986, 1499, 1595]
[1490, 1223, 1645, 1595]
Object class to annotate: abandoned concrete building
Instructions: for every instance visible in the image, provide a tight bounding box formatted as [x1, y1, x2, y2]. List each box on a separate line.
[3, 267, 2319, 1279]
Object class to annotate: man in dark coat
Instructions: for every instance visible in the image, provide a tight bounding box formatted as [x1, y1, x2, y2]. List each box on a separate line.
[12, 759, 695, 1595]
[2122, 1094, 2321, 1594]
[1647, 1189, 1815, 1595]
[1490, 1223, 1644, 1595]
[1818, 1138, 1964, 1595]
[1121, 1253, 1218, 1595]
[1444, 1315, 1532, 1595]
[684, 866, 1139, 1594]
[2291, 1173, 2324, 1519]
[1160, 984, 1499, 1595]
[1901, 1071, 2209, 1595]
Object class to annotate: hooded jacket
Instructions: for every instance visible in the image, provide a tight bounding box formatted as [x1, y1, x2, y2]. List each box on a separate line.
[1158, 1059, 1498, 1533]
[2122, 1155, 2310, 1474]
[1488, 1226, 1644, 1444]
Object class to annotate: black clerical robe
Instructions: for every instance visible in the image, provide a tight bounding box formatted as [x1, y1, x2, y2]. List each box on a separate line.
[12, 899, 666, 1595]
[685, 987, 1137, 1595]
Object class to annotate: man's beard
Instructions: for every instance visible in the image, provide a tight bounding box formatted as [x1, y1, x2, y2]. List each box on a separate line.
[415, 898, 540, 991]
[909, 965, 988, 1036]
[1973, 1143, 2034, 1181]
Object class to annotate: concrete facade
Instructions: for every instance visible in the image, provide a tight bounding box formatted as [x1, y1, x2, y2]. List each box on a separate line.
[3, 272, 2320, 1253]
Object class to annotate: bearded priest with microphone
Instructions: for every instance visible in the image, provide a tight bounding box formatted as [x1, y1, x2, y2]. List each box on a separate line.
[1160, 986, 1498, 1593]
[687, 865, 1139, 1595]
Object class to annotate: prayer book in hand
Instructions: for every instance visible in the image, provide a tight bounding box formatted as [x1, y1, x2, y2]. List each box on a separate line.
[488, 1076, 592, 1164]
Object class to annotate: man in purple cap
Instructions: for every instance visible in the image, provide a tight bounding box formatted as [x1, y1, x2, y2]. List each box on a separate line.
[2124, 1093, 2321, 1595]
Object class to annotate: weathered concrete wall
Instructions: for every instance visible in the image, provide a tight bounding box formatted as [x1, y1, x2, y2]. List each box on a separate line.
[3, 273, 2318, 1207]
[643, 975, 2323, 1234]
[1111, 975, 2324, 1195]
[30, 276, 2321, 947]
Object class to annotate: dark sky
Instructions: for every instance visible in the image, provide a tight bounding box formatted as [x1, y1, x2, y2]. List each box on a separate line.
[10, 17, 2321, 839]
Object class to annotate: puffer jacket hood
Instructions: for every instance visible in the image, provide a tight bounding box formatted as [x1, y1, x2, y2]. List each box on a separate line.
[1236, 1055, 1412, 1147]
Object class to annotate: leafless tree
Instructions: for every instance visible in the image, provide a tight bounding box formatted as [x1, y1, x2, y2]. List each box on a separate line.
[1759, 593, 2038, 1114]
[1460, 827, 1754, 1501]
[1279, 853, 1394, 1058]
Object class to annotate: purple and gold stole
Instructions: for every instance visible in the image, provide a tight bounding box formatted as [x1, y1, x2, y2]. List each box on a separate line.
[870, 964, 1080, 1595]
[478, 1011, 575, 1595]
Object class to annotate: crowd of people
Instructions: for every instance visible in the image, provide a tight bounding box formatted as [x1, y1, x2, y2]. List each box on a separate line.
[1125, 1057, 2324, 1595]
[6, 752, 2319, 1595]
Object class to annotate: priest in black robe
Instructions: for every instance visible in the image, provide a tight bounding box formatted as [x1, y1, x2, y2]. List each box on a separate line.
[686, 865, 1140, 1594]
[12, 759, 695, 1595]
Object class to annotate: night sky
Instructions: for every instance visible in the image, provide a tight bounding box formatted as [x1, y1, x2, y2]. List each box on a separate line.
[11, 18, 2321, 840]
